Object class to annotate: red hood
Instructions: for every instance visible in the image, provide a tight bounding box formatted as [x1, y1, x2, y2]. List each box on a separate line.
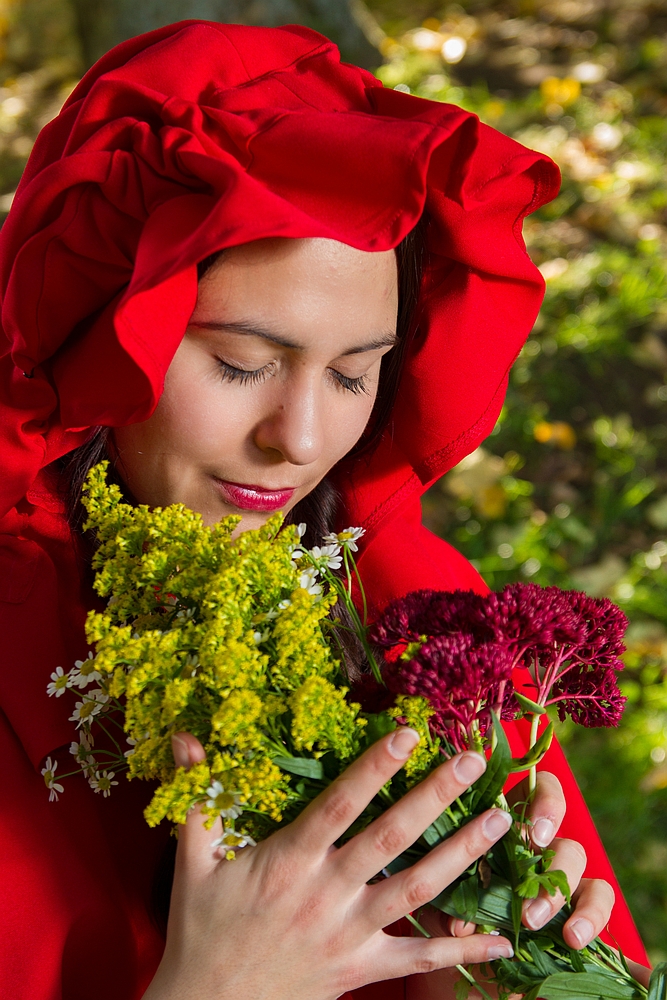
[0, 19, 558, 546]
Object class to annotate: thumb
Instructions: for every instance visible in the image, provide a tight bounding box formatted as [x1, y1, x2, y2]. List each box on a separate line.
[171, 732, 222, 875]
[171, 730, 206, 769]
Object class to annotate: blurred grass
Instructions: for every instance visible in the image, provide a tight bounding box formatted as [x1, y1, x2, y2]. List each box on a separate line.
[369, 0, 667, 961]
[0, 0, 664, 965]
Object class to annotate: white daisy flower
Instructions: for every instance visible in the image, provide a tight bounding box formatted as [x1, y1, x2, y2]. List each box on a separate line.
[69, 651, 102, 689]
[205, 781, 244, 820]
[69, 689, 108, 728]
[89, 770, 118, 797]
[69, 739, 95, 771]
[211, 828, 257, 854]
[277, 599, 291, 611]
[124, 731, 149, 757]
[252, 629, 269, 645]
[184, 653, 199, 677]
[88, 688, 109, 704]
[309, 543, 342, 570]
[46, 666, 71, 698]
[254, 607, 279, 622]
[298, 566, 322, 597]
[296, 523, 307, 538]
[41, 757, 65, 802]
[323, 526, 365, 552]
[80, 729, 94, 750]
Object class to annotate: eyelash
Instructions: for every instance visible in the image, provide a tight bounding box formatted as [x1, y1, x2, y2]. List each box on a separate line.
[216, 359, 270, 386]
[216, 359, 371, 395]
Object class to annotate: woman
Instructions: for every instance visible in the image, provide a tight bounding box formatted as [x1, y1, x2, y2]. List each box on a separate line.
[0, 19, 649, 999]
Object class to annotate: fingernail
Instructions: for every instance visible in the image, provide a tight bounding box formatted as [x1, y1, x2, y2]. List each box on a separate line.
[532, 818, 556, 848]
[525, 897, 551, 929]
[453, 751, 487, 783]
[569, 917, 594, 948]
[171, 733, 190, 768]
[482, 809, 513, 839]
[388, 727, 420, 759]
[449, 918, 475, 936]
[487, 943, 514, 960]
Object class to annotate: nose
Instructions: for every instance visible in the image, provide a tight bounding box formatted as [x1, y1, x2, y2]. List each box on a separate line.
[253, 380, 325, 467]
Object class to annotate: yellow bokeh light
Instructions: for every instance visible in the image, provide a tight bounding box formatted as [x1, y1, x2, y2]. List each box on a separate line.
[540, 77, 581, 108]
[533, 421, 577, 450]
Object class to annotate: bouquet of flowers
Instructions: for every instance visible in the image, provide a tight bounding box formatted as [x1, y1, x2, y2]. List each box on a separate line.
[46, 462, 665, 999]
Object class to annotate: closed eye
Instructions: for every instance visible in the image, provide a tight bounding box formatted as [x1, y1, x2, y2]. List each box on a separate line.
[216, 359, 272, 385]
[329, 370, 371, 395]
[218, 357, 371, 396]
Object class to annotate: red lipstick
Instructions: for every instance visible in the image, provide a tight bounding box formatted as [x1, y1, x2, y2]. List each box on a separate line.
[213, 479, 295, 512]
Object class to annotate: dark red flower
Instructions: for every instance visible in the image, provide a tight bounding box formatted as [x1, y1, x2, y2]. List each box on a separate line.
[368, 582, 629, 734]
[382, 633, 516, 752]
[551, 663, 626, 727]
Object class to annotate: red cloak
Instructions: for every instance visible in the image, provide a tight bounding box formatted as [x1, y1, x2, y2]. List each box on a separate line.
[0, 20, 647, 999]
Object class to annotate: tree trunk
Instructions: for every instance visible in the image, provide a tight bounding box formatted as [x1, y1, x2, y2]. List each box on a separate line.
[70, 0, 381, 70]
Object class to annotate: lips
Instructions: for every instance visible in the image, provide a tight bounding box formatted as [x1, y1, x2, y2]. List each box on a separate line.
[213, 479, 295, 512]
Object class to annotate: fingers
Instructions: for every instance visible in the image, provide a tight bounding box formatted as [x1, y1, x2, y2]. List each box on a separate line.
[523, 837, 587, 931]
[562, 877, 615, 950]
[414, 905, 477, 939]
[287, 728, 421, 855]
[361, 807, 512, 930]
[627, 959, 652, 988]
[335, 751, 487, 883]
[508, 770, 566, 849]
[366, 929, 513, 984]
[170, 732, 222, 876]
[171, 731, 206, 768]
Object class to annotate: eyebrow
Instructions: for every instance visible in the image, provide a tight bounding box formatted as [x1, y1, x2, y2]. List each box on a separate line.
[189, 320, 398, 355]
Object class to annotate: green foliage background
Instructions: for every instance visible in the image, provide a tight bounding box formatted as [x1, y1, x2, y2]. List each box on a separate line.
[369, 0, 667, 962]
[0, 0, 664, 965]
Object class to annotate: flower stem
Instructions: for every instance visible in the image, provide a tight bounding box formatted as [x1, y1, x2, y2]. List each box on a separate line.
[405, 912, 431, 937]
[454, 963, 496, 1000]
[528, 712, 540, 795]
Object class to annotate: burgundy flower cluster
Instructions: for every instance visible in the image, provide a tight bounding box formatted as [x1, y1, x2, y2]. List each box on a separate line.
[365, 583, 628, 749]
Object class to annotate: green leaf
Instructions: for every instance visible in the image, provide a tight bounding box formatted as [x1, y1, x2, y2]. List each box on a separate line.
[509, 722, 555, 773]
[422, 810, 456, 847]
[471, 713, 511, 812]
[431, 875, 514, 932]
[537, 970, 642, 999]
[514, 692, 547, 715]
[527, 940, 564, 977]
[568, 948, 586, 974]
[543, 868, 572, 903]
[648, 963, 667, 1000]
[363, 712, 396, 744]
[517, 874, 541, 899]
[454, 975, 471, 1000]
[450, 875, 480, 923]
[273, 755, 324, 779]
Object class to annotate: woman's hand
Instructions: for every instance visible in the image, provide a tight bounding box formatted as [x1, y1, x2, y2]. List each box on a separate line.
[143, 730, 514, 1000]
[406, 771, 628, 999]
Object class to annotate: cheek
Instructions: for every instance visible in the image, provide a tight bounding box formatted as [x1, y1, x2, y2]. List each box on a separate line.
[321, 392, 376, 467]
[157, 365, 251, 459]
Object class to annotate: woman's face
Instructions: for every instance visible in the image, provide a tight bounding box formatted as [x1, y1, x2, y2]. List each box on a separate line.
[113, 237, 399, 530]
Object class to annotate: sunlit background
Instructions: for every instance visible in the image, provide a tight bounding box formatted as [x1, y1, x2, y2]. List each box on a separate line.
[1, 0, 665, 963]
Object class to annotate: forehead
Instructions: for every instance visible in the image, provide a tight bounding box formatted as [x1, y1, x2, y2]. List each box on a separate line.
[192, 237, 399, 352]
